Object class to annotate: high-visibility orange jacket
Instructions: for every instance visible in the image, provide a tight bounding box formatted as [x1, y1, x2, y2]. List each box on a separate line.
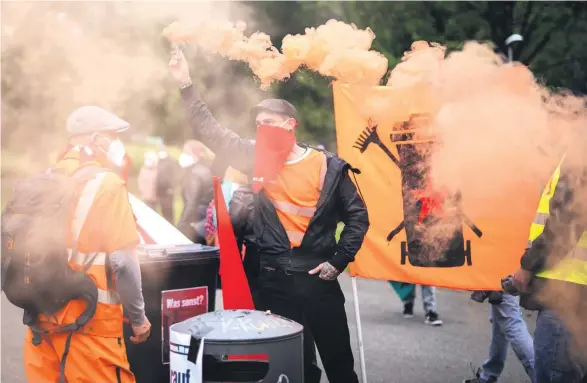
[38, 149, 140, 337]
[264, 148, 327, 247]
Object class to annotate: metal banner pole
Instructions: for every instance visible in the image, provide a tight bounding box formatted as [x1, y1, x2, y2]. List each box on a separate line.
[351, 276, 368, 383]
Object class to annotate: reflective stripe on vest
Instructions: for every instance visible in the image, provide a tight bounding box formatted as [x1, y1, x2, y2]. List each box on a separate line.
[537, 233, 587, 285]
[270, 151, 327, 247]
[68, 172, 122, 304]
[71, 172, 107, 240]
[527, 157, 565, 247]
[531, 155, 587, 286]
[272, 201, 316, 218]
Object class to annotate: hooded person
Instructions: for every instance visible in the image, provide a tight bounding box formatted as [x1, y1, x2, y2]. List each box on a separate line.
[176, 140, 213, 244]
[24, 106, 150, 383]
[170, 49, 369, 383]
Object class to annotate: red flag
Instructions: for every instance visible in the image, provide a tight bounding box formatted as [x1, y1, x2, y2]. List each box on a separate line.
[214, 177, 270, 361]
[212, 176, 255, 310]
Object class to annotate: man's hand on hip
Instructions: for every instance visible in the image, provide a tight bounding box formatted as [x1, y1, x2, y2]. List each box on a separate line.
[309, 262, 341, 281]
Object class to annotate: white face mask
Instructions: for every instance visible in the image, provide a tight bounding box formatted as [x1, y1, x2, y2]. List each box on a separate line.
[94, 134, 126, 167]
[107, 139, 126, 167]
[178, 152, 195, 168]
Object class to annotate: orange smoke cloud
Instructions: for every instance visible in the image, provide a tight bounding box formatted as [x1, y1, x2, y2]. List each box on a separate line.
[162, 19, 388, 89]
[387, 40, 446, 89]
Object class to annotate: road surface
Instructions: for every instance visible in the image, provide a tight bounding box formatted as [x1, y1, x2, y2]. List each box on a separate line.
[2, 274, 534, 383]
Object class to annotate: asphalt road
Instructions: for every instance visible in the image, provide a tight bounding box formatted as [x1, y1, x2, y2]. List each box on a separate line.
[2, 274, 535, 383]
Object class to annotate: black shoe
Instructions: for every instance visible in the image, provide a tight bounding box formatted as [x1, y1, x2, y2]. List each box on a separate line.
[463, 376, 497, 383]
[424, 311, 443, 326]
[463, 366, 497, 383]
[403, 303, 414, 318]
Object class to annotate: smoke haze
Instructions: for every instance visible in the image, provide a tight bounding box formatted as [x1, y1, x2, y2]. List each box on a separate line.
[1, 1, 266, 168]
[2, 3, 587, 354]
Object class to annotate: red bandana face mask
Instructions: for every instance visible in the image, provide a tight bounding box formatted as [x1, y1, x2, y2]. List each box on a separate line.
[252, 123, 296, 193]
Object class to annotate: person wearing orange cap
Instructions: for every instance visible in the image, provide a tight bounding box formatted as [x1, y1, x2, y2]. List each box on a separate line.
[22, 106, 151, 383]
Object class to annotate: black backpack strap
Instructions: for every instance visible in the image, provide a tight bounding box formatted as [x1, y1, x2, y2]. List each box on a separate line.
[59, 332, 75, 383]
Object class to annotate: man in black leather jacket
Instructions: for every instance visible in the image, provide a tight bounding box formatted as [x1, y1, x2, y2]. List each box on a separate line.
[170, 50, 369, 383]
[176, 140, 213, 244]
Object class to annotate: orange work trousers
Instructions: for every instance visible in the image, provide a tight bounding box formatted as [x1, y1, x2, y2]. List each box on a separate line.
[24, 329, 135, 383]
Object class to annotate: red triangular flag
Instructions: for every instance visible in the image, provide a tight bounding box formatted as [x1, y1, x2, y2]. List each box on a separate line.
[213, 176, 255, 310]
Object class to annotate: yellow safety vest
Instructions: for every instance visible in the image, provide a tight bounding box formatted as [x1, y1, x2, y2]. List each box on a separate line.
[528, 155, 587, 286]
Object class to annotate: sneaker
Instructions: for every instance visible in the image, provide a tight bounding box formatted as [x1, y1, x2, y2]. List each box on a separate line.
[463, 366, 497, 383]
[424, 311, 443, 326]
[463, 376, 497, 383]
[403, 303, 414, 318]
[463, 377, 497, 383]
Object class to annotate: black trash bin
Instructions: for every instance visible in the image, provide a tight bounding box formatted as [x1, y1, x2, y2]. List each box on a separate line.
[124, 243, 219, 383]
[169, 310, 304, 383]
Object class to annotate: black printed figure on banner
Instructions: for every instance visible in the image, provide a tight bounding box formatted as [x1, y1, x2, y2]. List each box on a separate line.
[353, 116, 483, 268]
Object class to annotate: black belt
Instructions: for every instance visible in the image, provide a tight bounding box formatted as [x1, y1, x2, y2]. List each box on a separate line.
[261, 266, 300, 275]
[259, 252, 330, 273]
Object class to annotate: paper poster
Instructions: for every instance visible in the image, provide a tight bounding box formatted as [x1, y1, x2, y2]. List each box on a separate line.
[169, 328, 204, 383]
[161, 286, 208, 364]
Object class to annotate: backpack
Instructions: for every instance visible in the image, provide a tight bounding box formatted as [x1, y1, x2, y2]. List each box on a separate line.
[1, 164, 108, 380]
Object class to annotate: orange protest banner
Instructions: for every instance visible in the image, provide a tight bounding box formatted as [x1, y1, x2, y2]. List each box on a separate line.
[333, 81, 551, 290]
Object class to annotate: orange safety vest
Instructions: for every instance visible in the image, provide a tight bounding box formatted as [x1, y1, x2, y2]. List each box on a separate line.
[39, 149, 139, 337]
[264, 149, 327, 247]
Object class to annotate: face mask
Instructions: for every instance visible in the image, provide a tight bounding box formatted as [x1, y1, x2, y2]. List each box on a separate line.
[107, 139, 126, 167]
[252, 122, 296, 193]
[93, 134, 126, 167]
[179, 152, 195, 168]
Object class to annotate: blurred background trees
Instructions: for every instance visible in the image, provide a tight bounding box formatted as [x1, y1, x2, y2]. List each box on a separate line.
[2, 1, 586, 157]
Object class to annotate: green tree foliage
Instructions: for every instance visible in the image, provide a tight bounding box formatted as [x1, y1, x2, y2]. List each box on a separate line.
[248, 1, 587, 151]
[2, 1, 586, 158]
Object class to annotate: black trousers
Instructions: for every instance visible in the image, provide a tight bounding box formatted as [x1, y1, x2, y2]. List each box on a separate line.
[157, 193, 174, 224]
[256, 268, 359, 383]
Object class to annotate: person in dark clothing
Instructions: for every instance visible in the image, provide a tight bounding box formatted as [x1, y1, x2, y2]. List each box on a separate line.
[229, 182, 323, 377]
[511, 131, 587, 383]
[155, 144, 179, 224]
[177, 140, 213, 244]
[170, 50, 369, 383]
